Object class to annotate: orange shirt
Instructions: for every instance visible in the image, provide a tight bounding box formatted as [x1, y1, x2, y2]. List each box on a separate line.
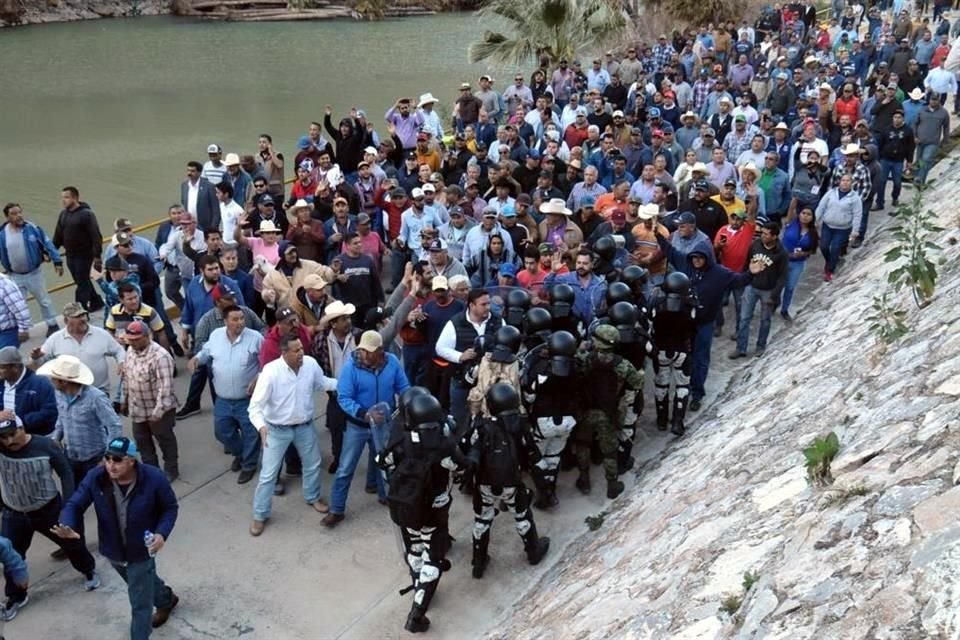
[594, 193, 626, 219]
[631, 222, 669, 275]
[416, 149, 442, 173]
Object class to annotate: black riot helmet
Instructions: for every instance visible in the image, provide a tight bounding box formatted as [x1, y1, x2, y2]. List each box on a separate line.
[547, 330, 578, 377]
[593, 235, 617, 262]
[621, 265, 649, 294]
[663, 271, 692, 313]
[486, 382, 521, 416]
[399, 386, 432, 426]
[606, 281, 633, 307]
[490, 325, 522, 363]
[608, 301, 639, 344]
[523, 306, 553, 340]
[549, 283, 575, 319]
[505, 288, 532, 328]
[407, 393, 446, 427]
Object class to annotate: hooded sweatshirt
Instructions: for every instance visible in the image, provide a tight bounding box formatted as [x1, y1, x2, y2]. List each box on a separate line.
[816, 187, 863, 232]
[659, 230, 715, 276]
[686, 250, 752, 326]
[53, 202, 101, 259]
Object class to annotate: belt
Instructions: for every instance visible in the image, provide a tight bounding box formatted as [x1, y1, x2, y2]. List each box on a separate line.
[273, 421, 308, 428]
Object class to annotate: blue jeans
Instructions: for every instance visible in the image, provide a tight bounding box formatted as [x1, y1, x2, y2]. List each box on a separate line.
[214, 397, 260, 471]
[690, 322, 714, 401]
[915, 143, 939, 185]
[449, 380, 470, 432]
[110, 558, 174, 640]
[9, 268, 57, 326]
[252, 421, 323, 521]
[877, 159, 904, 207]
[402, 343, 429, 386]
[781, 260, 806, 313]
[819, 224, 851, 274]
[329, 421, 389, 515]
[736, 286, 776, 353]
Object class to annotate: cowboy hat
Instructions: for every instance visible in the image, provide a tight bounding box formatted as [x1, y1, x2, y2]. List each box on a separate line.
[841, 143, 861, 155]
[256, 220, 281, 235]
[908, 87, 925, 100]
[289, 199, 311, 212]
[636, 204, 660, 220]
[417, 93, 439, 108]
[740, 162, 760, 179]
[539, 198, 572, 216]
[37, 355, 94, 387]
[320, 300, 356, 325]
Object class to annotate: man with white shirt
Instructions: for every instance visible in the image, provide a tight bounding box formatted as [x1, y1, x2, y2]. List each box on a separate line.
[180, 161, 220, 233]
[248, 334, 339, 536]
[417, 93, 444, 140]
[215, 182, 244, 246]
[201, 143, 227, 186]
[158, 212, 206, 282]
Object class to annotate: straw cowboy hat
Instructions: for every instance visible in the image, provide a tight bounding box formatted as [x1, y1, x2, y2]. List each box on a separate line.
[320, 300, 356, 325]
[636, 204, 660, 220]
[740, 162, 761, 180]
[37, 355, 94, 387]
[285, 198, 312, 223]
[841, 143, 861, 155]
[256, 220, 281, 235]
[539, 198, 572, 216]
[417, 93, 439, 108]
[908, 87, 925, 100]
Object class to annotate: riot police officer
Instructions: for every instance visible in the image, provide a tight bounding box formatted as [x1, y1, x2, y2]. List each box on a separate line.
[650, 272, 698, 436]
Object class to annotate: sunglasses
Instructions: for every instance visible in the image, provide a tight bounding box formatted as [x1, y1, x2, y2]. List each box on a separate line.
[104, 454, 127, 463]
[254, 183, 267, 188]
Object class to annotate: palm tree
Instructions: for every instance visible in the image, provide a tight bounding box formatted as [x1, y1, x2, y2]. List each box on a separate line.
[468, 0, 628, 67]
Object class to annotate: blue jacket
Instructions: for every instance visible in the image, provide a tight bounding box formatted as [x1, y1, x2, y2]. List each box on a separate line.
[0, 221, 61, 273]
[686, 250, 752, 325]
[337, 351, 410, 425]
[180, 274, 245, 330]
[0, 536, 27, 585]
[759, 167, 792, 215]
[61, 463, 178, 564]
[0, 368, 57, 435]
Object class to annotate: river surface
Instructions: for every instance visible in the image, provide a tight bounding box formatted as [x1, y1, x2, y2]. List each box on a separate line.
[0, 14, 485, 314]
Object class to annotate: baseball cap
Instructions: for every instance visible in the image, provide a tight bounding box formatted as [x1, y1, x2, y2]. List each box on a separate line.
[63, 302, 88, 318]
[364, 146, 378, 156]
[125, 320, 148, 338]
[0, 417, 19, 436]
[206, 143, 222, 154]
[581, 195, 596, 208]
[499, 263, 518, 279]
[648, 107, 661, 118]
[693, 179, 710, 191]
[357, 212, 371, 225]
[115, 218, 133, 232]
[678, 211, 697, 225]
[431, 275, 449, 291]
[610, 209, 626, 224]
[358, 330, 383, 352]
[260, 194, 275, 205]
[428, 238, 448, 252]
[106, 437, 139, 458]
[212, 283, 238, 301]
[501, 204, 517, 218]
[482, 206, 498, 218]
[526, 149, 541, 160]
[723, 178, 737, 187]
[113, 231, 132, 247]
[411, 187, 425, 199]
[303, 274, 327, 291]
[105, 256, 129, 272]
[422, 183, 436, 193]
[734, 114, 747, 122]
[276, 307, 298, 323]
[538, 242, 553, 256]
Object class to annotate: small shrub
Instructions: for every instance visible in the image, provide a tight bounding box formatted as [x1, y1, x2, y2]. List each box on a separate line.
[719, 593, 743, 616]
[867, 292, 909, 345]
[585, 511, 607, 531]
[884, 186, 944, 308]
[742, 571, 759, 592]
[804, 432, 840, 487]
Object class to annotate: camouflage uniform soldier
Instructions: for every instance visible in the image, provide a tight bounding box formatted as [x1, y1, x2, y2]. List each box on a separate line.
[573, 324, 644, 499]
[467, 326, 523, 417]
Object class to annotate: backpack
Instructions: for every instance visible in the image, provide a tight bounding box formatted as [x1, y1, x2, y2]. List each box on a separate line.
[386, 429, 439, 529]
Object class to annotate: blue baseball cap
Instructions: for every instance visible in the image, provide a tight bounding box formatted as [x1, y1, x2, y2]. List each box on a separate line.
[499, 263, 518, 278]
[297, 135, 312, 151]
[501, 204, 517, 218]
[106, 437, 139, 458]
[580, 195, 596, 208]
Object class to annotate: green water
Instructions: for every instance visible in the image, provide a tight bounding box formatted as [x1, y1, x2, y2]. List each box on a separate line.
[0, 14, 485, 315]
[0, 14, 485, 228]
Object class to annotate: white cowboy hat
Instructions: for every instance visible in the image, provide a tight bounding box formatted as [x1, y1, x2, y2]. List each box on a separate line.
[740, 162, 761, 179]
[37, 355, 94, 387]
[539, 198, 572, 216]
[256, 220, 281, 235]
[691, 162, 709, 173]
[841, 143, 861, 155]
[908, 87, 925, 100]
[417, 93, 439, 108]
[289, 199, 311, 212]
[320, 300, 356, 325]
[636, 204, 660, 220]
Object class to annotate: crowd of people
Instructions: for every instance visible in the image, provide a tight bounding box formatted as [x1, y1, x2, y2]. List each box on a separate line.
[0, 0, 956, 636]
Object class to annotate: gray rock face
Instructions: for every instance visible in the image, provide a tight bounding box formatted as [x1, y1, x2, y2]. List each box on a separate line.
[486, 153, 960, 639]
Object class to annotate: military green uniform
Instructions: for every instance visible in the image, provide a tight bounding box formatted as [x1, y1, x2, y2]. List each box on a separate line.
[573, 325, 644, 499]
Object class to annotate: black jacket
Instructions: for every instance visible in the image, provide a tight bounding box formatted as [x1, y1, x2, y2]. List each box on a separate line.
[53, 202, 101, 259]
[878, 125, 916, 162]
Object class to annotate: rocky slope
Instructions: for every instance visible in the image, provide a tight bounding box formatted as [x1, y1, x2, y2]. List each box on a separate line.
[488, 153, 960, 639]
[1, 0, 172, 25]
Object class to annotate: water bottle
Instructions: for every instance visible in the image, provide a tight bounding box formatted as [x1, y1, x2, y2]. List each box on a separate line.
[144, 530, 156, 558]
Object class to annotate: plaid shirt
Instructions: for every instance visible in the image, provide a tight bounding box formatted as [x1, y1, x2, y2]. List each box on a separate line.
[830, 163, 872, 202]
[123, 341, 177, 422]
[641, 55, 657, 76]
[692, 80, 714, 112]
[0, 275, 31, 332]
[651, 44, 675, 73]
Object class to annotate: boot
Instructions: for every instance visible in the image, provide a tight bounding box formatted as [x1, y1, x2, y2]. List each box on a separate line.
[531, 469, 558, 509]
[522, 523, 551, 565]
[607, 478, 625, 499]
[655, 398, 670, 431]
[575, 467, 591, 495]
[616, 441, 635, 476]
[404, 607, 431, 633]
[671, 395, 689, 437]
[471, 532, 490, 579]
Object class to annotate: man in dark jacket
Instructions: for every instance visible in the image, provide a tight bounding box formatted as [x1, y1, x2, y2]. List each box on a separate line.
[324, 108, 369, 174]
[731, 222, 788, 359]
[179, 161, 221, 234]
[876, 109, 916, 212]
[685, 250, 754, 411]
[689, 180, 729, 242]
[54, 436, 180, 637]
[53, 186, 104, 312]
[0, 347, 56, 435]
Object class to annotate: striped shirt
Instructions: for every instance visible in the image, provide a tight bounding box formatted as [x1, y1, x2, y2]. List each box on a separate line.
[0, 275, 31, 332]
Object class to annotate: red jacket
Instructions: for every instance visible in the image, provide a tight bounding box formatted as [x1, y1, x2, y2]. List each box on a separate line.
[259, 324, 313, 368]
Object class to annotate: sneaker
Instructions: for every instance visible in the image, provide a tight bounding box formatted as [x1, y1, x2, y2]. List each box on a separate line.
[850, 237, 863, 248]
[824, 271, 833, 282]
[1, 596, 28, 622]
[175, 406, 200, 421]
[728, 351, 747, 360]
[84, 571, 101, 591]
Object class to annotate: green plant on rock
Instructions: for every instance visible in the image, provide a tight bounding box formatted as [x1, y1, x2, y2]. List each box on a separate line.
[803, 432, 840, 487]
[866, 292, 909, 344]
[742, 571, 759, 592]
[719, 593, 743, 617]
[585, 510, 607, 531]
[884, 185, 944, 308]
